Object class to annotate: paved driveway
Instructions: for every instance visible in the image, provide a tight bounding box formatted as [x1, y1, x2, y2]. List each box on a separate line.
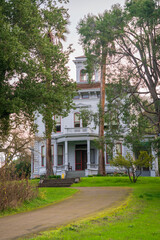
[0, 187, 131, 240]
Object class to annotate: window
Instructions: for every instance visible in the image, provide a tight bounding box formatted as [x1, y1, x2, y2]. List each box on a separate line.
[55, 116, 61, 132]
[58, 145, 63, 165]
[91, 73, 95, 82]
[106, 144, 112, 164]
[73, 95, 80, 99]
[74, 113, 80, 128]
[82, 93, 89, 99]
[97, 92, 100, 98]
[41, 146, 45, 166]
[51, 145, 54, 165]
[116, 143, 122, 155]
[90, 149, 95, 164]
[80, 69, 87, 82]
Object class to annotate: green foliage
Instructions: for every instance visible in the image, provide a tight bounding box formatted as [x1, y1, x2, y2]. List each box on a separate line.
[72, 176, 160, 187]
[79, 109, 94, 127]
[77, 6, 124, 77]
[0, 0, 76, 136]
[111, 151, 154, 183]
[78, 0, 160, 174]
[14, 160, 31, 178]
[105, 83, 155, 151]
[48, 175, 61, 179]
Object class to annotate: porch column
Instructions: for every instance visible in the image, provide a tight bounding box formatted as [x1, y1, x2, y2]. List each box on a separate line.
[87, 139, 90, 169]
[65, 140, 68, 170]
[54, 142, 57, 171]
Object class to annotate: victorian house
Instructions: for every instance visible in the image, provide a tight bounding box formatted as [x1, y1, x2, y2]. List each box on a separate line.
[31, 56, 158, 178]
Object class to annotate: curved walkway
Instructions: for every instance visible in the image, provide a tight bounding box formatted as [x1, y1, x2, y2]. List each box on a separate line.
[0, 187, 131, 240]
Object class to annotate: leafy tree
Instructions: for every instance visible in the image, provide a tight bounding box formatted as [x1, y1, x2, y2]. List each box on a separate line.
[79, 109, 94, 127]
[0, 0, 76, 175]
[78, 0, 160, 173]
[111, 151, 153, 183]
[105, 82, 154, 146]
[77, 8, 122, 175]
[104, 0, 160, 172]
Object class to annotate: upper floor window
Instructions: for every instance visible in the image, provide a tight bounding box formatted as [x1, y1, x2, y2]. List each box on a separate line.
[73, 95, 80, 99]
[80, 69, 87, 82]
[82, 93, 89, 99]
[55, 115, 61, 132]
[91, 73, 95, 82]
[74, 113, 80, 128]
[41, 146, 45, 166]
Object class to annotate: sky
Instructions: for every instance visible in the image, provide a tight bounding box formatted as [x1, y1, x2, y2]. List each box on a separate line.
[62, 0, 126, 80]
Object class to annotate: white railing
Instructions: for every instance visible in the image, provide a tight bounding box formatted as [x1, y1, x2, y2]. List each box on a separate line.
[65, 127, 94, 134]
[90, 164, 98, 169]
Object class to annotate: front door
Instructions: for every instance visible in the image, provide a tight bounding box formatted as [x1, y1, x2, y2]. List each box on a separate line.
[75, 150, 87, 170]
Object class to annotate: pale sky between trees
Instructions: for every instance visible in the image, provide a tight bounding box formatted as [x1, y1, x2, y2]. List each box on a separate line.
[63, 0, 126, 80]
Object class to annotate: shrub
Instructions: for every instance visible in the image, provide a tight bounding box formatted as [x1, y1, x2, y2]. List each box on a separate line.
[0, 166, 38, 211]
[110, 151, 153, 183]
[14, 160, 31, 178]
[48, 175, 61, 179]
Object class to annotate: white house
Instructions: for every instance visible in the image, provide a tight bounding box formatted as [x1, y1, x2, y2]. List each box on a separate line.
[31, 56, 158, 178]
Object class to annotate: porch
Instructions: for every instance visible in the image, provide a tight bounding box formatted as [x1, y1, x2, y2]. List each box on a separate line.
[52, 139, 99, 178]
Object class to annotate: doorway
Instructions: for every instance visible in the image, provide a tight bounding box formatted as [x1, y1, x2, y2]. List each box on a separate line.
[75, 150, 87, 170]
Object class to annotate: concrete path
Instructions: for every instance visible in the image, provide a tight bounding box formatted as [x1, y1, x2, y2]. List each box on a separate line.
[0, 187, 131, 240]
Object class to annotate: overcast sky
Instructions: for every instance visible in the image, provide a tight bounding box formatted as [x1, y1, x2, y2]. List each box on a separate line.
[62, 0, 126, 79]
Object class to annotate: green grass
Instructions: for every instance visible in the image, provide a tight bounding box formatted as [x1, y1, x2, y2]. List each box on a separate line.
[72, 176, 160, 187]
[0, 187, 78, 217]
[25, 177, 160, 240]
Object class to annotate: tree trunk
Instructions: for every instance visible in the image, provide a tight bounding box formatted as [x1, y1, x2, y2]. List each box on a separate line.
[46, 135, 53, 177]
[98, 52, 106, 176]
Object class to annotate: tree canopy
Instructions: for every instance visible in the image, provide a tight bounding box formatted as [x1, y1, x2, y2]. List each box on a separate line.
[0, 0, 75, 136]
[77, 0, 160, 173]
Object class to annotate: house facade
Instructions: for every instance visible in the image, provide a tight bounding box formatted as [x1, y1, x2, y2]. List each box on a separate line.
[31, 56, 158, 178]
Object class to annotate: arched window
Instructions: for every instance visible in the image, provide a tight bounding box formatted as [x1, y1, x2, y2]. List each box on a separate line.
[74, 112, 80, 128]
[55, 115, 61, 132]
[91, 73, 95, 82]
[80, 69, 87, 82]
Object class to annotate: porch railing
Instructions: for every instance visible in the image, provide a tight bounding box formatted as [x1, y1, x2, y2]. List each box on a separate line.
[65, 127, 94, 134]
[90, 164, 98, 169]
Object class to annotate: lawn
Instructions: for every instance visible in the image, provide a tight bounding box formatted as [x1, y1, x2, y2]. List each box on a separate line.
[25, 176, 160, 240]
[0, 184, 78, 217]
[72, 176, 160, 187]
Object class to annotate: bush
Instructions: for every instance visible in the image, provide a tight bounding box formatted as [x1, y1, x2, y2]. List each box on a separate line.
[48, 175, 61, 179]
[14, 160, 31, 178]
[110, 151, 153, 183]
[0, 166, 38, 211]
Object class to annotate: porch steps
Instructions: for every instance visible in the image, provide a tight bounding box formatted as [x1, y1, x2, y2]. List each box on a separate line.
[66, 170, 85, 178]
[38, 178, 75, 187]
